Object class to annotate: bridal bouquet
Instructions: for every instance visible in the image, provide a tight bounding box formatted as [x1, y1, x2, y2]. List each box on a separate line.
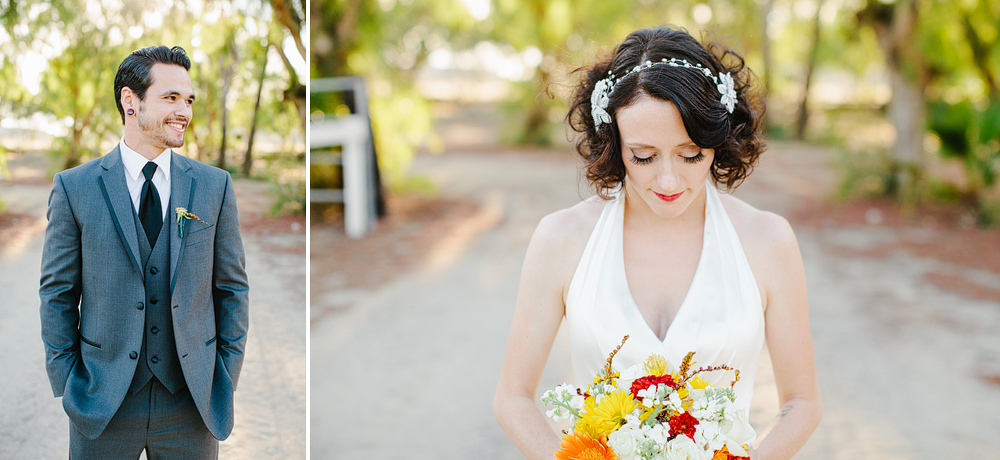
[541, 336, 754, 460]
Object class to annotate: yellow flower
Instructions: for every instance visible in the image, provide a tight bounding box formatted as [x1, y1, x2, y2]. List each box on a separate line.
[643, 354, 672, 376]
[577, 392, 638, 438]
[689, 375, 710, 389]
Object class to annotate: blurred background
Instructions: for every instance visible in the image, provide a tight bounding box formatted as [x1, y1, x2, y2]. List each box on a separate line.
[311, 0, 999, 225]
[310, 1, 1000, 459]
[0, 1, 307, 459]
[0, 0, 306, 213]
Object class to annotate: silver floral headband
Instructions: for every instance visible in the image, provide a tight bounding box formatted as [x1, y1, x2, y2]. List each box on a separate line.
[591, 57, 737, 130]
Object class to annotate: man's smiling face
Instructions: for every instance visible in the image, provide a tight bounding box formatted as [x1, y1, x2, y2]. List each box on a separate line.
[135, 63, 194, 150]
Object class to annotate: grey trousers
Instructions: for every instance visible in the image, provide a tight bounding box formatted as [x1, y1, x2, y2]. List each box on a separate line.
[69, 379, 218, 460]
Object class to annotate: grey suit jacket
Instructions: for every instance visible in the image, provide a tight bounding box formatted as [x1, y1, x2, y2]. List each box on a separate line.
[39, 146, 250, 441]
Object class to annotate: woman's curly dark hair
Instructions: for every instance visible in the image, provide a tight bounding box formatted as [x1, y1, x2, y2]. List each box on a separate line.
[567, 26, 765, 199]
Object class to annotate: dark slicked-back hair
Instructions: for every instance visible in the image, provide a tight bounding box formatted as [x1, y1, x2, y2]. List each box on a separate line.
[567, 27, 765, 198]
[114, 45, 192, 124]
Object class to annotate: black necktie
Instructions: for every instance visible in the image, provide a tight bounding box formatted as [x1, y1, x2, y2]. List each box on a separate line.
[139, 161, 162, 245]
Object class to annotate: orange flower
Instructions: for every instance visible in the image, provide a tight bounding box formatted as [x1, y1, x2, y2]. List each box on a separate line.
[711, 445, 750, 460]
[554, 431, 617, 460]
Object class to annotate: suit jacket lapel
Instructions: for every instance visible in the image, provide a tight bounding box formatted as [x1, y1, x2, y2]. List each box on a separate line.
[97, 146, 143, 281]
[169, 153, 195, 294]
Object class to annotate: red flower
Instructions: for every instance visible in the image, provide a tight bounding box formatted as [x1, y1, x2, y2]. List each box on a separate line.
[668, 412, 699, 441]
[629, 374, 676, 397]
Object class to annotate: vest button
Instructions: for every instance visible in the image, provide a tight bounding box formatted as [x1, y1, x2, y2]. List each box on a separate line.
[150, 298, 159, 305]
[151, 326, 159, 334]
[129, 351, 137, 359]
[150, 267, 158, 275]
[136, 302, 144, 310]
[151, 356, 159, 364]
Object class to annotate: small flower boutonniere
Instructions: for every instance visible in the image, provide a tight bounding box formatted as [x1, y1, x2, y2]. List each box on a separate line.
[176, 207, 208, 238]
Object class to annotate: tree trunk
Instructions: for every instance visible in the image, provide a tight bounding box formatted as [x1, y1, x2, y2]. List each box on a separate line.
[243, 42, 269, 178]
[217, 38, 239, 171]
[274, 43, 307, 130]
[961, 12, 999, 100]
[860, 0, 928, 212]
[795, 0, 824, 140]
[760, 0, 775, 130]
[522, 66, 551, 145]
[64, 126, 83, 170]
[269, 0, 306, 61]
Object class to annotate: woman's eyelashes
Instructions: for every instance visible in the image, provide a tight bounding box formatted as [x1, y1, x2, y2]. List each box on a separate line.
[629, 152, 654, 165]
[683, 151, 705, 163]
[628, 149, 705, 165]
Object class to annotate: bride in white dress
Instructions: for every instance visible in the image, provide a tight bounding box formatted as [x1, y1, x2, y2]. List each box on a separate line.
[494, 27, 821, 459]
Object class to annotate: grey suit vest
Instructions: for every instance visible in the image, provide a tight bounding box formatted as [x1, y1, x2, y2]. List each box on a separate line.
[129, 207, 185, 394]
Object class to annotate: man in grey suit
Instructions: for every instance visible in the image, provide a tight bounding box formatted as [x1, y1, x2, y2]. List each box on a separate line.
[39, 45, 249, 459]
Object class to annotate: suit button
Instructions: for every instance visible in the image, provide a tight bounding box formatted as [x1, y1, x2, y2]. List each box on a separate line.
[150, 267, 158, 275]
[136, 302, 144, 310]
[129, 351, 137, 359]
[151, 326, 159, 334]
[151, 356, 159, 364]
[150, 298, 158, 305]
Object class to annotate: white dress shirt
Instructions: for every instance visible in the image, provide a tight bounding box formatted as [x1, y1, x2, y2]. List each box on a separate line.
[120, 137, 171, 222]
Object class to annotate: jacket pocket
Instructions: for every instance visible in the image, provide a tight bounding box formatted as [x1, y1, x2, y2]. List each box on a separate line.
[184, 224, 215, 247]
[205, 336, 217, 346]
[79, 334, 101, 349]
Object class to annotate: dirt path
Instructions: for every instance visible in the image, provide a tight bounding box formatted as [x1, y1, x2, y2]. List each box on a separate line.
[0, 160, 306, 460]
[310, 142, 1000, 459]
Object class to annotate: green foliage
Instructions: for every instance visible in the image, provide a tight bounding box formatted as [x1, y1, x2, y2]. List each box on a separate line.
[834, 147, 897, 201]
[0, 145, 8, 180]
[978, 196, 1000, 228]
[1, 0, 303, 176]
[927, 97, 1000, 224]
[269, 180, 306, 216]
[312, 0, 471, 188]
[260, 151, 305, 216]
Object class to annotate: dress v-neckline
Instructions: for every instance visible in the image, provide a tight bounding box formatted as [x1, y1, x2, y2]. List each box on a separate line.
[618, 190, 711, 344]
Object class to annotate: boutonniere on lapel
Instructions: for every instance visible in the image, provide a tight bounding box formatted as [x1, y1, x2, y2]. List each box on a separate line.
[175, 207, 208, 238]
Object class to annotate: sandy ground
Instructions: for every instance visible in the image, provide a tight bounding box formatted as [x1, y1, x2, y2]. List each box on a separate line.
[0, 155, 306, 460]
[310, 133, 1000, 458]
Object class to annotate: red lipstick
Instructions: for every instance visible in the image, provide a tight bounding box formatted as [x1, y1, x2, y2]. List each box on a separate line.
[654, 191, 683, 202]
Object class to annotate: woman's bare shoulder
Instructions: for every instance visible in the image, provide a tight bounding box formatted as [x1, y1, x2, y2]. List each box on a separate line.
[522, 196, 607, 296]
[719, 193, 797, 251]
[718, 191, 803, 298]
[532, 196, 606, 255]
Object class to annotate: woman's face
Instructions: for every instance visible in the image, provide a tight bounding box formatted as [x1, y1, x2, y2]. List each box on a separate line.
[617, 94, 714, 220]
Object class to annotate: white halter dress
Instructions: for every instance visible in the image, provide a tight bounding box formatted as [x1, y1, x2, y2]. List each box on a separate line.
[565, 181, 765, 413]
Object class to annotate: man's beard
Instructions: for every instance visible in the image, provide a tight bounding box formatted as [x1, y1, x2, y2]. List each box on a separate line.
[137, 104, 185, 149]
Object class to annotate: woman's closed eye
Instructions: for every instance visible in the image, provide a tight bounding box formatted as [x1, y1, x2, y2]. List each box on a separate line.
[628, 150, 654, 165]
[683, 151, 706, 164]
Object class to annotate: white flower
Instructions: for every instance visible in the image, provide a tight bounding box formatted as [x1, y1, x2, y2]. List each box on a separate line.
[689, 394, 717, 420]
[647, 423, 670, 445]
[662, 435, 709, 460]
[667, 391, 684, 412]
[717, 72, 737, 113]
[623, 408, 644, 427]
[541, 383, 585, 422]
[591, 78, 613, 128]
[694, 420, 725, 453]
[609, 426, 642, 460]
[720, 409, 755, 456]
[545, 408, 567, 421]
[617, 364, 643, 392]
